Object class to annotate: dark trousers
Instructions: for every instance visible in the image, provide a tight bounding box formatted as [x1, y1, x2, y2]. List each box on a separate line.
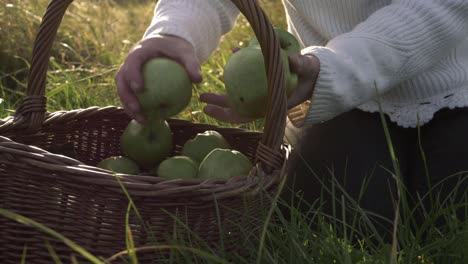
[285, 107, 468, 241]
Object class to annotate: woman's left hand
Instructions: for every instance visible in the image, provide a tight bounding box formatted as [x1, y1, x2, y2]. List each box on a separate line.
[200, 53, 320, 123]
[286, 53, 320, 109]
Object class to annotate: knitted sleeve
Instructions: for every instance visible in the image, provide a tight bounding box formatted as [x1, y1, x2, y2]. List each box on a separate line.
[143, 0, 240, 62]
[303, 0, 468, 125]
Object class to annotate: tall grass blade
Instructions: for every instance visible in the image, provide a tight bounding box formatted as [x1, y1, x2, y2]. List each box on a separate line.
[45, 240, 63, 264]
[375, 82, 401, 264]
[70, 255, 80, 264]
[213, 196, 226, 255]
[21, 243, 27, 264]
[0, 209, 104, 264]
[106, 245, 231, 264]
[256, 163, 289, 264]
[417, 114, 433, 207]
[112, 174, 157, 244]
[125, 202, 138, 264]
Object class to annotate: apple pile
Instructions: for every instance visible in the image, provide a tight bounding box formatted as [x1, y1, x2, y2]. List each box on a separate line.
[157, 130, 252, 180]
[97, 58, 253, 179]
[223, 28, 301, 118]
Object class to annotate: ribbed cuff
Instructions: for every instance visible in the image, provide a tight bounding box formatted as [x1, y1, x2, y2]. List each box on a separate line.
[301, 46, 342, 126]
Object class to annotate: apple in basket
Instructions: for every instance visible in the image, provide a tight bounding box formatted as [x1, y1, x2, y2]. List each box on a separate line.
[198, 148, 253, 179]
[154, 155, 199, 180]
[120, 119, 173, 169]
[181, 130, 232, 163]
[138, 57, 193, 120]
[223, 27, 300, 118]
[97, 156, 140, 174]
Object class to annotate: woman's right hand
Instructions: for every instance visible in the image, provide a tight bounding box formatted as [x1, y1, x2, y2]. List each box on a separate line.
[200, 53, 320, 125]
[115, 34, 203, 123]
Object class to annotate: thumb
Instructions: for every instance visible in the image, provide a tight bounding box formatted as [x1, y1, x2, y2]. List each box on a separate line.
[286, 54, 320, 109]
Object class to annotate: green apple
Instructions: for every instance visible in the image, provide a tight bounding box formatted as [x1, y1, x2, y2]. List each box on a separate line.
[248, 27, 301, 55]
[138, 57, 192, 120]
[181, 130, 231, 163]
[224, 28, 300, 119]
[223, 47, 297, 118]
[97, 156, 140, 174]
[198, 148, 253, 179]
[156, 155, 199, 179]
[120, 119, 173, 169]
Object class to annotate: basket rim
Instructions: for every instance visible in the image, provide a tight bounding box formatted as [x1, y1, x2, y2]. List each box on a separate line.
[0, 106, 291, 201]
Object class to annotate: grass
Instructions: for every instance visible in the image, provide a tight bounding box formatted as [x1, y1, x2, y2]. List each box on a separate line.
[1, 0, 467, 263]
[0, 0, 286, 130]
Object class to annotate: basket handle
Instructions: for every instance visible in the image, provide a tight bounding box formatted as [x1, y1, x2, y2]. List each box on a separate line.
[16, 0, 287, 172]
[229, 1, 287, 171]
[13, 0, 73, 132]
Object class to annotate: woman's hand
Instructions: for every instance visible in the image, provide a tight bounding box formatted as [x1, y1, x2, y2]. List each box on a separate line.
[200, 53, 320, 123]
[286, 53, 320, 109]
[199, 92, 256, 123]
[115, 34, 203, 123]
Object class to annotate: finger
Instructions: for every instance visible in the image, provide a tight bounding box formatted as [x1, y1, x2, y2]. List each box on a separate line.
[203, 105, 255, 123]
[169, 47, 202, 83]
[181, 54, 203, 83]
[162, 40, 203, 83]
[199, 93, 230, 108]
[116, 71, 145, 123]
[288, 53, 320, 75]
[123, 47, 149, 93]
[288, 53, 304, 74]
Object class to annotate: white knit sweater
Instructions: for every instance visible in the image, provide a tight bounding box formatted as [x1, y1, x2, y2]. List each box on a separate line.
[143, 0, 468, 128]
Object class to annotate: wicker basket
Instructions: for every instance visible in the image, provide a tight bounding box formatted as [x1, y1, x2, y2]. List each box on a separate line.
[0, 0, 291, 263]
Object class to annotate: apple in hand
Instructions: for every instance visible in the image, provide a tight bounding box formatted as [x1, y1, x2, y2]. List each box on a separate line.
[138, 58, 193, 120]
[223, 28, 301, 118]
[248, 27, 301, 56]
[223, 48, 296, 118]
[120, 119, 173, 169]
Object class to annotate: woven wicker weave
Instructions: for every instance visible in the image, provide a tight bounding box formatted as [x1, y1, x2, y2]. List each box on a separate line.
[287, 100, 311, 128]
[0, 0, 291, 263]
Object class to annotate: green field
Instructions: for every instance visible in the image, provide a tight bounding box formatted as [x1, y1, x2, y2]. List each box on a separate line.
[1, 0, 467, 263]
